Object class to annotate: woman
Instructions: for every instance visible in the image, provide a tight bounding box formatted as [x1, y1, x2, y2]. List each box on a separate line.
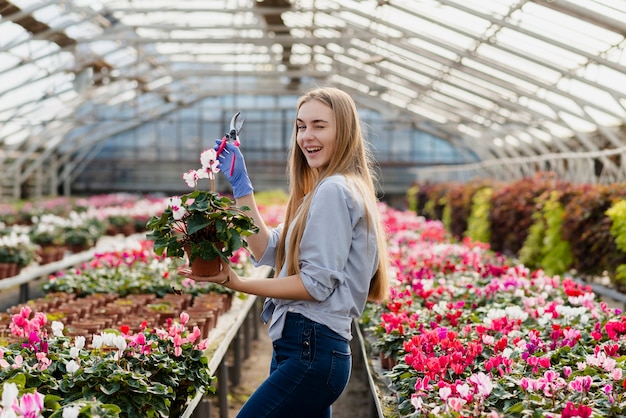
[179, 87, 389, 417]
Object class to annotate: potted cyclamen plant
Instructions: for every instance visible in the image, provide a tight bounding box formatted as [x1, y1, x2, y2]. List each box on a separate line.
[146, 148, 259, 276]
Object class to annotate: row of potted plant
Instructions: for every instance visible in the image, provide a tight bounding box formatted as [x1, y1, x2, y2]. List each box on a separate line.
[0, 303, 214, 417]
[409, 173, 626, 289]
[362, 203, 626, 417]
[0, 236, 259, 417]
[0, 195, 167, 279]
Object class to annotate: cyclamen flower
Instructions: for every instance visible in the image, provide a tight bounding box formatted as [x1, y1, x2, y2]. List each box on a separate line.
[569, 375, 593, 393]
[182, 170, 199, 188]
[61, 406, 80, 418]
[200, 148, 220, 179]
[51, 321, 64, 337]
[468, 372, 493, 397]
[11, 389, 44, 418]
[448, 397, 465, 412]
[439, 386, 451, 401]
[66, 360, 80, 375]
[561, 402, 592, 418]
[1, 382, 18, 410]
[168, 196, 187, 220]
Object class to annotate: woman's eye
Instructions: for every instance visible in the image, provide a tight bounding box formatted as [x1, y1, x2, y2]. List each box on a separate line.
[297, 125, 305, 130]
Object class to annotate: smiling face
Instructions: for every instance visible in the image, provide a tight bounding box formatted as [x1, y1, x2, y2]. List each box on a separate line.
[296, 99, 336, 170]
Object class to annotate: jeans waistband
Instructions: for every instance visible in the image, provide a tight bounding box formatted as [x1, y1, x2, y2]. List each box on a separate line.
[284, 311, 347, 342]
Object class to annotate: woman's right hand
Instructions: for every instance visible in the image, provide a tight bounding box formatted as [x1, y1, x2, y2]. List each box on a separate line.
[213, 140, 254, 198]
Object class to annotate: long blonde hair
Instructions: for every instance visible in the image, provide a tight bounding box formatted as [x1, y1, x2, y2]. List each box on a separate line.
[274, 87, 389, 302]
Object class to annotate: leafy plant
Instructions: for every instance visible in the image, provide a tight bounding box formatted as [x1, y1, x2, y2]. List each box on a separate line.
[146, 190, 259, 264]
[418, 182, 448, 221]
[488, 173, 557, 256]
[539, 190, 572, 276]
[464, 187, 493, 245]
[145, 147, 258, 266]
[445, 180, 495, 240]
[561, 183, 626, 282]
[518, 195, 546, 270]
[606, 199, 626, 285]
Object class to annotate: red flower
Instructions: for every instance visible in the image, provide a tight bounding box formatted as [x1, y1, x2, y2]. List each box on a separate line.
[561, 402, 592, 418]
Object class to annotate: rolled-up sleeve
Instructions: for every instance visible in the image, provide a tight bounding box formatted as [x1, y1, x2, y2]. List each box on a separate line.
[299, 180, 354, 302]
[252, 224, 283, 268]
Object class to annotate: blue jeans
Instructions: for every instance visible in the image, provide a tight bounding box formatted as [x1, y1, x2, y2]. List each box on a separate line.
[236, 312, 352, 418]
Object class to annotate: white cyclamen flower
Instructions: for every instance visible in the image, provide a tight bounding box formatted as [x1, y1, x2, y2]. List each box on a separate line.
[62, 406, 80, 418]
[51, 321, 64, 337]
[1, 382, 18, 409]
[66, 360, 80, 374]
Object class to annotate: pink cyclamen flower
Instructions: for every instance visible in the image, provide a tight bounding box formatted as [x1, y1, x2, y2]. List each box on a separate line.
[563, 366, 572, 378]
[468, 372, 493, 397]
[410, 394, 423, 411]
[12, 390, 44, 417]
[448, 397, 465, 412]
[611, 368, 622, 380]
[569, 375, 592, 393]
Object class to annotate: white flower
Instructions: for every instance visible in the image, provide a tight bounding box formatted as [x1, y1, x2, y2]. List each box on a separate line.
[182, 170, 198, 188]
[456, 383, 470, 397]
[62, 406, 80, 418]
[91, 334, 103, 349]
[468, 372, 493, 397]
[51, 321, 64, 337]
[69, 347, 80, 359]
[432, 301, 448, 315]
[66, 360, 80, 374]
[200, 148, 220, 174]
[1, 382, 18, 409]
[112, 335, 127, 352]
[74, 336, 85, 351]
[168, 196, 187, 220]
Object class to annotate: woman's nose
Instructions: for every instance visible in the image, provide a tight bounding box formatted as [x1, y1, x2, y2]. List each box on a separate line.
[300, 127, 314, 139]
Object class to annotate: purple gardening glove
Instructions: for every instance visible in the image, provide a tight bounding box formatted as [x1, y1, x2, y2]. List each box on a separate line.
[213, 139, 254, 198]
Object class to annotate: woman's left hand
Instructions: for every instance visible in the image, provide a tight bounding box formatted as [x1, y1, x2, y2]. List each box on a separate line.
[178, 259, 232, 285]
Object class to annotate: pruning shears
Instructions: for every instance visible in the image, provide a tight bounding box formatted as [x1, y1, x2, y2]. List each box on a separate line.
[215, 112, 245, 176]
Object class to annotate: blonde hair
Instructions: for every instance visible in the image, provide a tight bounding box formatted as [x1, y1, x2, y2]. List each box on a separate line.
[274, 87, 389, 302]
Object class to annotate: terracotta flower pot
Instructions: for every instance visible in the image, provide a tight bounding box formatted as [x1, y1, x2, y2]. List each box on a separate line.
[184, 245, 222, 276]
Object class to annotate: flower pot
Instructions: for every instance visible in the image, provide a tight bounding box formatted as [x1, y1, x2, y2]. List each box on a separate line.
[380, 352, 396, 370]
[184, 245, 222, 276]
[0, 263, 11, 279]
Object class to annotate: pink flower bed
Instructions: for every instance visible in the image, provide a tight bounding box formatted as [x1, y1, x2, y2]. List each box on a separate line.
[364, 205, 626, 417]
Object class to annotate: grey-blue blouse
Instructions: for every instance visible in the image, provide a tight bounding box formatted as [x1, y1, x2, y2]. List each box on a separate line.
[255, 174, 379, 341]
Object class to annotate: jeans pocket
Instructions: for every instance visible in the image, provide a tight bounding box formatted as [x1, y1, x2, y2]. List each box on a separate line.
[327, 349, 351, 395]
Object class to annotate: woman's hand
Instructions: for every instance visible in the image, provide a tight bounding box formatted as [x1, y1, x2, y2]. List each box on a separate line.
[178, 259, 233, 286]
[213, 140, 253, 198]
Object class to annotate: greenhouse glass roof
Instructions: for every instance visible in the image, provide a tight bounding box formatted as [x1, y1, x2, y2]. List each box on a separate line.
[1, 0, 626, 197]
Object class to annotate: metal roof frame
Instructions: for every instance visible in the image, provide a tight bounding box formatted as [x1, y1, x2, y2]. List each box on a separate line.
[1, 0, 625, 198]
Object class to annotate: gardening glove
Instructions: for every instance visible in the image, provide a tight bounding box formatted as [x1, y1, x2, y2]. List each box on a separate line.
[214, 139, 254, 199]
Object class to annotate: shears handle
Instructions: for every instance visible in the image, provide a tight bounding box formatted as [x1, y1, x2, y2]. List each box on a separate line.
[216, 112, 244, 176]
[215, 136, 238, 177]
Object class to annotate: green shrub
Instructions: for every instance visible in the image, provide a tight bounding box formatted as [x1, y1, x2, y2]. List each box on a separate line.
[464, 187, 493, 245]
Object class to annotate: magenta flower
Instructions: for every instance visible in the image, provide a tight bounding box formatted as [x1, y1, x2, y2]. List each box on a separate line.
[11, 389, 44, 418]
